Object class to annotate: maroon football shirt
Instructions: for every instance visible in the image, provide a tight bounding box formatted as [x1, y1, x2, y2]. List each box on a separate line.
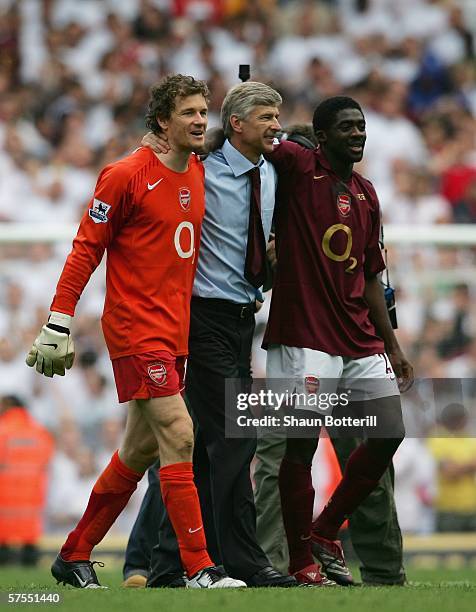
[262, 141, 385, 358]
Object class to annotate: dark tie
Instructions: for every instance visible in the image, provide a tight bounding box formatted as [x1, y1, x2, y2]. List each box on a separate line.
[244, 167, 267, 288]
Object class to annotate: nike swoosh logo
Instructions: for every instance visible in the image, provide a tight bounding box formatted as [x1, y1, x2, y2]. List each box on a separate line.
[41, 343, 58, 349]
[147, 178, 164, 190]
[188, 526, 203, 533]
[300, 534, 311, 541]
[325, 566, 350, 576]
[317, 552, 349, 573]
[73, 571, 89, 588]
[314, 175, 326, 180]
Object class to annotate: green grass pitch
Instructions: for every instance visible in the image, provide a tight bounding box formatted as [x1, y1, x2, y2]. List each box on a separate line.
[1, 566, 475, 612]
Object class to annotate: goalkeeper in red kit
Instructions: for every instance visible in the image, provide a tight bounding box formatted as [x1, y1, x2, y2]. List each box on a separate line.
[262, 96, 414, 586]
[25, 74, 245, 589]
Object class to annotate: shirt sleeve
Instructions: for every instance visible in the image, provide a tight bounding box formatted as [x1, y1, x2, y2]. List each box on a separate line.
[264, 140, 301, 176]
[50, 163, 132, 315]
[364, 187, 386, 278]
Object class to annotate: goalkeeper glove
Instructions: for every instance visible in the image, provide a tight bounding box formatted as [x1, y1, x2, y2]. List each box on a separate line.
[26, 311, 75, 377]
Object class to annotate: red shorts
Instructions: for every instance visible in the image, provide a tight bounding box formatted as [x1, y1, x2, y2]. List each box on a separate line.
[111, 351, 186, 403]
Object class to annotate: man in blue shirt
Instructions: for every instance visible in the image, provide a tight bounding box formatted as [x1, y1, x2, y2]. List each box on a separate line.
[124, 81, 299, 588]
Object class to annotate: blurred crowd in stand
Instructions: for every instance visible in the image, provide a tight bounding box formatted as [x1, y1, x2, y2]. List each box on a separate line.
[1, 0, 476, 544]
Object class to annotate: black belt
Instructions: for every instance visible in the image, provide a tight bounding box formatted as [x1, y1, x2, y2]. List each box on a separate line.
[192, 296, 256, 319]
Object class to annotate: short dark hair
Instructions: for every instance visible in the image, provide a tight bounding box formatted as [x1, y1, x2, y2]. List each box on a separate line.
[145, 74, 210, 134]
[312, 96, 363, 134]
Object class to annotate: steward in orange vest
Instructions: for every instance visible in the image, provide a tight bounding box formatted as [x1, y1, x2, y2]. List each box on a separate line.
[0, 395, 54, 551]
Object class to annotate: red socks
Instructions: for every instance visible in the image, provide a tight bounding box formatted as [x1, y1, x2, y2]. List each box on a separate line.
[279, 457, 315, 573]
[61, 455, 212, 577]
[61, 451, 143, 561]
[313, 443, 390, 540]
[159, 462, 212, 577]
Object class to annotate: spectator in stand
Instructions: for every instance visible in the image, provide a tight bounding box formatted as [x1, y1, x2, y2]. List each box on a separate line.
[382, 162, 451, 225]
[393, 438, 435, 534]
[47, 420, 84, 534]
[48, 442, 98, 535]
[0, 335, 35, 406]
[453, 176, 476, 223]
[437, 283, 473, 359]
[407, 50, 454, 119]
[362, 77, 428, 196]
[428, 403, 476, 532]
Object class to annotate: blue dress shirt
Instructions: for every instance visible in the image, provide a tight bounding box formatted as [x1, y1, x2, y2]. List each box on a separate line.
[193, 139, 277, 303]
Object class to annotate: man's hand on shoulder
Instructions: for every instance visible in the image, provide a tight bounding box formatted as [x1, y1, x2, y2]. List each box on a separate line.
[26, 312, 75, 377]
[141, 131, 170, 154]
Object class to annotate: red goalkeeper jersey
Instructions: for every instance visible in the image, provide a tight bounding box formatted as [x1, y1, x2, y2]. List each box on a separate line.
[51, 147, 205, 359]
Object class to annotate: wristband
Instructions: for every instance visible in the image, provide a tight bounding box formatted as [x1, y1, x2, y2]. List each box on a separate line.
[48, 311, 72, 329]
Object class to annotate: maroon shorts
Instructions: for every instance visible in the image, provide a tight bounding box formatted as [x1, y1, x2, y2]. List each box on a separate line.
[112, 351, 186, 403]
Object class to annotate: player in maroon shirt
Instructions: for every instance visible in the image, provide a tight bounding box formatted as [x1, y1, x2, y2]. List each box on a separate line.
[263, 96, 413, 586]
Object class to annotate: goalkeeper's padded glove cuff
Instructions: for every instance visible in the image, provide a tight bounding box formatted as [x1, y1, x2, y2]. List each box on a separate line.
[48, 311, 72, 330]
[46, 323, 70, 335]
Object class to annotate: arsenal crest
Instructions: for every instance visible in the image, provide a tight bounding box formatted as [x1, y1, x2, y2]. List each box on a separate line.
[179, 187, 191, 211]
[304, 375, 320, 394]
[148, 363, 167, 386]
[337, 193, 351, 217]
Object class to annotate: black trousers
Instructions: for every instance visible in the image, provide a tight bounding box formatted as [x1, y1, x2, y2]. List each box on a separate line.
[124, 297, 270, 584]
